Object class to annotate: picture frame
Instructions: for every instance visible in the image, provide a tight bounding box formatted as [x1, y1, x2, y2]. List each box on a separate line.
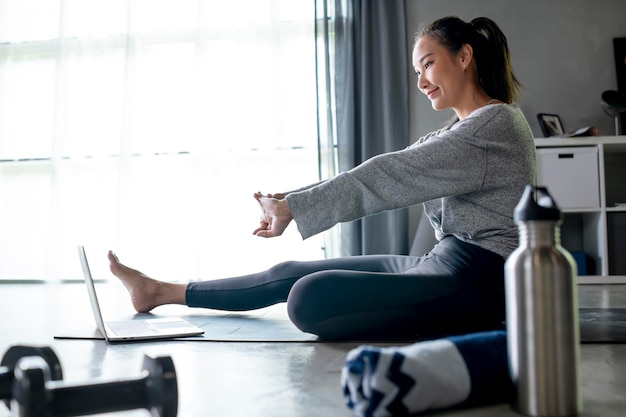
[537, 113, 565, 137]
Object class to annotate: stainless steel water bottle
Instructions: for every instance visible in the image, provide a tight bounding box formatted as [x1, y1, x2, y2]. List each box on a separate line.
[505, 185, 582, 416]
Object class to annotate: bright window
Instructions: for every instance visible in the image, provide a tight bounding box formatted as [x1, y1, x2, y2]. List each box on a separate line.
[0, 0, 324, 281]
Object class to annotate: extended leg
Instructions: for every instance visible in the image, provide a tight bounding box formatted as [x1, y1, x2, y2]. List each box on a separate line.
[109, 249, 422, 313]
[185, 254, 423, 311]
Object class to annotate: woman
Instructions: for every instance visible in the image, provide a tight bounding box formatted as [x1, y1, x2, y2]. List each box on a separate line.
[109, 16, 536, 340]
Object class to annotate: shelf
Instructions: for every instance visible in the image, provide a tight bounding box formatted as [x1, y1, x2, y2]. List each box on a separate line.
[536, 136, 626, 283]
[534, 136, 626, 148]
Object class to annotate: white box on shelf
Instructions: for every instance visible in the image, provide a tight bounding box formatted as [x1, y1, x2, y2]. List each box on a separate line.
[536, 146, 600, 209]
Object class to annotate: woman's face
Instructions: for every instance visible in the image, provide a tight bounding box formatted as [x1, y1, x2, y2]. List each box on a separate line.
[412, 36, 467, 112]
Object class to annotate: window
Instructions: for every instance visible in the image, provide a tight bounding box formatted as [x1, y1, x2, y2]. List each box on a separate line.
[0, 0, 324, 281]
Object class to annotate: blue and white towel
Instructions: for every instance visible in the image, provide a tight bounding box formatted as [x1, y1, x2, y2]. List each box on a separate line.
[341, 330, 511, 417]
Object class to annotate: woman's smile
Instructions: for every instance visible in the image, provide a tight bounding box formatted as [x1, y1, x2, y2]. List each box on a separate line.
[426, 87, 439, 98]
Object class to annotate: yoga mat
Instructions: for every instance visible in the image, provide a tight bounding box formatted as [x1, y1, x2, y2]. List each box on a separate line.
[579, 308, 626, 343]
[179, 313, 319, 342]
[55, 304, 319, 342]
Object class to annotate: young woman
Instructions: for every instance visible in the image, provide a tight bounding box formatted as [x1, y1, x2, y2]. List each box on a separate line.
[109, 16, 536, 340]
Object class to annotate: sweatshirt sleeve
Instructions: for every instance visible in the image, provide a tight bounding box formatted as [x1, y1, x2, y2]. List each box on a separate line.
[286, 114, 491, 240]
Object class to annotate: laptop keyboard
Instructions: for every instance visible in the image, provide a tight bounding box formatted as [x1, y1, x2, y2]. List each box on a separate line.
[107, 320, 160, 336]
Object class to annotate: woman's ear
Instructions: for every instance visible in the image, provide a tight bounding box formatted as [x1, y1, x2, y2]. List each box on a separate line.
[459, 43, 474, 69]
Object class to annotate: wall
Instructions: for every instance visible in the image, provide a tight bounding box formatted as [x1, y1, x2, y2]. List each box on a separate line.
[405, 0, 626, 140]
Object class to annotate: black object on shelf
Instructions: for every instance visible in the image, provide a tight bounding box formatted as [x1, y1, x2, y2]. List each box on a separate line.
[601, 90, 626, 135]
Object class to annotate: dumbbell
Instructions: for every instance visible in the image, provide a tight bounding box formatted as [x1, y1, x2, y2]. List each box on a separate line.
[1, 345, 64, 407]
[12, 354, 177, 417]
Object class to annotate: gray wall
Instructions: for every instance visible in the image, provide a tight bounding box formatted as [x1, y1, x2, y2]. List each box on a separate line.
[405, 0, 626, 140]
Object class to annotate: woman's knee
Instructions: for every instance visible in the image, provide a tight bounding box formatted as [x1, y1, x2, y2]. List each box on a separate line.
[286, 272, 332, 334]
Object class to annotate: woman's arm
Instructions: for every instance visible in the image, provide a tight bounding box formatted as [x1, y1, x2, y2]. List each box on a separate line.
[285, 121, 490, 239]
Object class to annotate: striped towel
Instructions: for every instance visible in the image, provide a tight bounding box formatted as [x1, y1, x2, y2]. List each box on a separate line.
[341, 330, 512, 417]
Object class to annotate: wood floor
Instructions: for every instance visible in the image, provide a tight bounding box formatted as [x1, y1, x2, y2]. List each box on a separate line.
[0, 282, 625, 417]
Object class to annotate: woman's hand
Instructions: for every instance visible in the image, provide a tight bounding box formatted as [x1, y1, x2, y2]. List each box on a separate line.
[253, 192, 293, 238]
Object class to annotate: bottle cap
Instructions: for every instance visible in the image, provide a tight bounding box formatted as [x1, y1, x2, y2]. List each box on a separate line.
[514, 185, 562, 222]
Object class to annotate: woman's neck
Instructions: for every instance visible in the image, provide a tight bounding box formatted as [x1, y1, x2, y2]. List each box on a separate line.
[454, 93, 500, 120]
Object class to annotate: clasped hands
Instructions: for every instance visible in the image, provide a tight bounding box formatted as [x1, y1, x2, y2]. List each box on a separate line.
[253, 192, 294, 238]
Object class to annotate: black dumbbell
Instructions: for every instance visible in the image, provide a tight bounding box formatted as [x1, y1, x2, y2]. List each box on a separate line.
[12, 354, 177, 417]
[1, 345, 63, 407]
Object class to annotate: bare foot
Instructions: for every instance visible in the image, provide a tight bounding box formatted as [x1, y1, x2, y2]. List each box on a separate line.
[108, 251, 186, 313]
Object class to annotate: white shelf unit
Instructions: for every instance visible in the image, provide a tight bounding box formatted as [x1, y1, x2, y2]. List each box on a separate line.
[535, 136, 626, 284]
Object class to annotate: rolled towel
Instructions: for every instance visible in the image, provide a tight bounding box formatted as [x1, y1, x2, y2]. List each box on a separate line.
[341, 330, 512, 417]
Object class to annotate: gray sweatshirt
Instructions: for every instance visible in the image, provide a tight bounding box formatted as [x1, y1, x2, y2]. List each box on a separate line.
[286, 103, 536, 258]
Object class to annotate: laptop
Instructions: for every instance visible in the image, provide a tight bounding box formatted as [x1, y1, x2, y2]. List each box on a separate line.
[77, 245, 204, 342]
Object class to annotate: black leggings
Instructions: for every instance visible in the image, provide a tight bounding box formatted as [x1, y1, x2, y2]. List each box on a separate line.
[186, 236, 506, 340]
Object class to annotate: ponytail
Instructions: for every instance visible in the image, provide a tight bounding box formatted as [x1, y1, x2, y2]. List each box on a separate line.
[415, 16, 522, 103]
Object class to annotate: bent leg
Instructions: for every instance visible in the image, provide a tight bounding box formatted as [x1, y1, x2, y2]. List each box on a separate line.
[287, 238, 506, 340]
[286, 270, 501, 340]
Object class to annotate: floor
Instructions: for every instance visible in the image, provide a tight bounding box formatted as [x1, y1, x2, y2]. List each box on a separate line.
[0, 282, 625, 417]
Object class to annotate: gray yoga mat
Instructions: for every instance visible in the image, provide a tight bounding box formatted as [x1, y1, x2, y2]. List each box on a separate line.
[178, 306, 319, 342]
[55, 304, 319, 342]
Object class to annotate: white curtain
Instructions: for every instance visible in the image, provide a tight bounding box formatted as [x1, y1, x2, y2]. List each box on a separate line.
[0, 0, 324, 281]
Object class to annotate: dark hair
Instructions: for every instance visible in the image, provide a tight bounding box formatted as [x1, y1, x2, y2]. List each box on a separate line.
[415, 16, 521, 104]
